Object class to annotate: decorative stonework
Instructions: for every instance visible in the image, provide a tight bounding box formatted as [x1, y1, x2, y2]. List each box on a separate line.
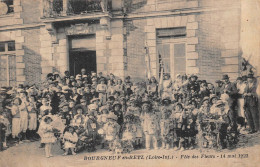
[65, 23, 96, 35]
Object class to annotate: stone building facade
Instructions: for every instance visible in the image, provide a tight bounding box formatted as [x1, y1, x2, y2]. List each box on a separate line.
[0, 0, 258, 87]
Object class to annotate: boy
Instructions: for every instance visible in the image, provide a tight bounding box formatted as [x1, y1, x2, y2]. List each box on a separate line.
[142, 101, 159, 150]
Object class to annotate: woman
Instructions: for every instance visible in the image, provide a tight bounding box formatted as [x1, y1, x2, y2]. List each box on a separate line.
[11, 97, 22, 143]
[147, 76, 158, 97]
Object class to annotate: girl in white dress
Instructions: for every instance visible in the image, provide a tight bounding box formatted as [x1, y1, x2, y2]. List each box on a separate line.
[38, 116, 56, 158]
[63, 126, 78, 155]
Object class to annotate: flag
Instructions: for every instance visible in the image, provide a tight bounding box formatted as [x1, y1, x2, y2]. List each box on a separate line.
[145, 44, 152, 79]
[158, 53, 164, 97]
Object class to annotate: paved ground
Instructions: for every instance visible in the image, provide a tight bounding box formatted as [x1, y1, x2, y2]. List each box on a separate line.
[0, 132, 260, 167]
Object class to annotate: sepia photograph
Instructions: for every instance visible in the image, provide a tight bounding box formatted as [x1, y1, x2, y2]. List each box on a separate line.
[0, 0, 259, 167]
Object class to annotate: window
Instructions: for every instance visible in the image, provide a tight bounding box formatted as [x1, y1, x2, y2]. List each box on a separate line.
[0, 41, 15, 52]
[157, 44, 171, 78]
[157, 27, 187, 79]
[0, 41, 16, 87]
[0, 0, 14, 15]
[173, 43, 186, 76]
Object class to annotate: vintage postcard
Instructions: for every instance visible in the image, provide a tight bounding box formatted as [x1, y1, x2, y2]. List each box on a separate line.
[0, 0, 259, 167]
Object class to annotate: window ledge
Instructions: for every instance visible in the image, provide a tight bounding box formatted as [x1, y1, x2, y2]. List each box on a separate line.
[0, 13, 14, 18]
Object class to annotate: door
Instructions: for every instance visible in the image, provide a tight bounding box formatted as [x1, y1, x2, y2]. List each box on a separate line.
[69, 50, 96, 76]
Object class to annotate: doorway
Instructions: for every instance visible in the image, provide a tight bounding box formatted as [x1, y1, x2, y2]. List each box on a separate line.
[69, 50, 96, 76]
[69, 34, 96, 76]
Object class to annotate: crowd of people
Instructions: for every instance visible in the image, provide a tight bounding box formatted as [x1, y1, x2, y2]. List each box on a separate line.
[0, 68, 259, 158]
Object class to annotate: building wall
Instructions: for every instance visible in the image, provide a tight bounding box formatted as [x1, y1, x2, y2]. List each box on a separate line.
[0, 0, 245, 86]
[125, 19, 146, 81]
[197, 0, 241, 82]
[124, 0, 242, 83]
[22, 28, 41, 85]
[21, 0, 41, 24]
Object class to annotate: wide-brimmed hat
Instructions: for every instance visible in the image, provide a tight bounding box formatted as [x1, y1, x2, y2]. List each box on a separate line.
[0, 88, 7, 95]
[247, 73, 254, 78]
[162, 97, 171, 104]
[113, 101, 122, 109]
[201, 97, 210, 103]
[222, 74, 230, 80]
[108, 95, 115, 101]
[99, 77, 105, 82]
[190, 74, 198, 79]
[88, 104, 97, 111]
[75, 104, 86, 113]
[53, 72, 59, 75]
[59, 102, 69, 108]
[215, 80, 223, 83]
[76, 74, 82, 80]
[90, 98, 99, 103]
[99, 106, 109, 112]
[175, 103, 183, 109]
[236, 77, 242, 81]
[164, 73, 170, 77]
[210, 94, 218, 103]
[107, 112, 118, 120]
[215, 100, 225, 107]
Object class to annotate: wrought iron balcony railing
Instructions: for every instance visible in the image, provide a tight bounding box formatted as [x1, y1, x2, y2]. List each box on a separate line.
[42, 0, 112, 18]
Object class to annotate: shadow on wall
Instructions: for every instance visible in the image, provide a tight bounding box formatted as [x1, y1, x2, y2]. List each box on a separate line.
[124, 0, 147, 13]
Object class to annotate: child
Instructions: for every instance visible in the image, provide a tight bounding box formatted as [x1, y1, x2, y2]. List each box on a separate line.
[142, 101, 159, 150]
[97, 106, 109, 148]
[126, 98, 141, 116]
[71, 105, 86, 128]
[59, 103, 72, 126]
[39, 97, 52, 121]
[121, 114, 135, 153]
[124, 76, 133, 96]
[183, 103, 198, 150]
[114, 79, 125, 96]
[170, 103, 185, 151]
[27, 95, 38, 141]
[112, 101, 124, 127]
[38, 116, 56, 158]
[96, 78, 107, 105]
[103, 112, 120, 151]
[85, 110, 98, 151]
[162, 74, 172, 98]
[11, 97, 22, 144]
[63, 126, 78, 155]
[133, 115, 143, 149]
[19, 90, 29, 141]
[0, 114, 9, 150]
[160, 108, 171, 150]
[147, 76, 158, 97]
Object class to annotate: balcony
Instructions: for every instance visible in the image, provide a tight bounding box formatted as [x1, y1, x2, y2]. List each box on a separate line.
[41, 0, 112, 19]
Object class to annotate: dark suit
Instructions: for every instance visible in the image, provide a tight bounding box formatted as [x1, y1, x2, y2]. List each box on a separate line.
[244, 79, 259, 132]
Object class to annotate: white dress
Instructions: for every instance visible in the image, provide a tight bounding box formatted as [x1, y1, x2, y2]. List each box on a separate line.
[39, 123, 56, 144]
[63, 132, 78, 149]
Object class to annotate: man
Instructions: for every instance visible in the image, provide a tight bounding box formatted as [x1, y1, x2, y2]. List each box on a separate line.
[80, 68, 86, 78]
[63, 71, 70, 84]
[221, 74, 237, 120]
[188, 74, 200, 93]
[244, 74, 259, 133]
[215, 80, 224, 97]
